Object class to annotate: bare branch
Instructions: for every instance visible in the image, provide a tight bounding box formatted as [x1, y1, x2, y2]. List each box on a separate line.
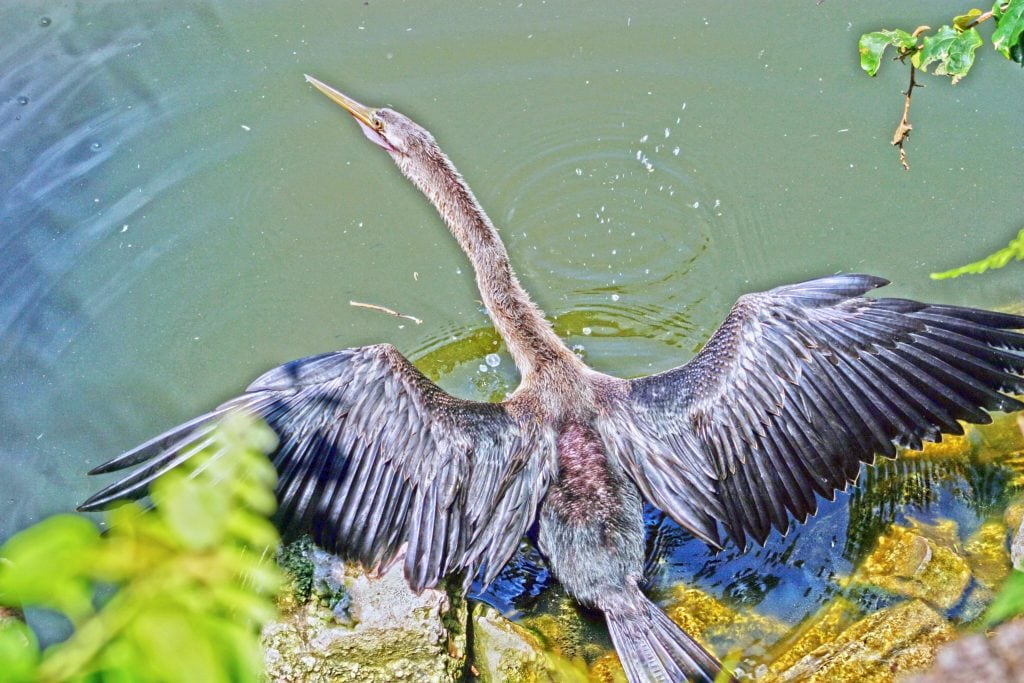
[350, 300, 423, 325]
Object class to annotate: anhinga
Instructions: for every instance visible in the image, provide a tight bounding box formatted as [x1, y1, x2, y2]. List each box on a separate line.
[80, 75, 1024, 683]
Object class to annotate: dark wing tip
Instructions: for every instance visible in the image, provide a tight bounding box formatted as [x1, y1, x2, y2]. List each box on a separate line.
[77, 487, 137, 512]
[87, 458, 128, 476]
[768, 273, 890, 307]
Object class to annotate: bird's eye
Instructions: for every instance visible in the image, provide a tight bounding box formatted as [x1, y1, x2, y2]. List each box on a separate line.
[371, 118, 384, 132]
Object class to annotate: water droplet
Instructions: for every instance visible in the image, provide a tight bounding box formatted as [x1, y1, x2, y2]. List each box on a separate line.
[16, 96, 28, 105]
[90, 141, 102, 151]
[611, 294, 620, 302]
[582, 327, 592, 336]
[39, 16, 51, 27]
[485, 353, 500, 368]
[478, 364, 488, 373]
[575, 168, 582, 176]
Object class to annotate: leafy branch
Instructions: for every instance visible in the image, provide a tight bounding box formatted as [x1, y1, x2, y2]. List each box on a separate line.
[0, 414, 282, 682]
[858, 0, 1024, 169]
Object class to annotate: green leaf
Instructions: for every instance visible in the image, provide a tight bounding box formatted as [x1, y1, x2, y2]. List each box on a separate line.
[0, 418, 282, 681]
[0, 620, 40, 682]
[982, 569, 1024, 626]
[993, 0, 1024, 62]
[953, 8, 984, 30]
[126, 607, 230, 683]
[226, 509, 280, 551]
[914, 25, 984, 82]
[0, 515, 100, 621]
[858, 30, 917, 76]
[157, 468, 230, 550]
[931, 227, 1024, 279]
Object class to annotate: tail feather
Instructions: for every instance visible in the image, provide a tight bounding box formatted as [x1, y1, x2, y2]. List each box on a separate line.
[604, 590, 729, 683]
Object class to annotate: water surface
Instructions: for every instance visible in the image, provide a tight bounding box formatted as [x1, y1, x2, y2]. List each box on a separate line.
[2, 0, 1023, 665]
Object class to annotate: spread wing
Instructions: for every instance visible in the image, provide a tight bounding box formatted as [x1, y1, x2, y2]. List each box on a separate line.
[601, 274, 1024, 549]
[80, 344, 554, 591]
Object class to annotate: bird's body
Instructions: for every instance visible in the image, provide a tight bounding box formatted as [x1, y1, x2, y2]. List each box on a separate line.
[81, 76, 1024, 683]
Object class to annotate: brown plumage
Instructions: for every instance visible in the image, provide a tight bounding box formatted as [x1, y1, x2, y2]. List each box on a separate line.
[80, 75, 1024, 683]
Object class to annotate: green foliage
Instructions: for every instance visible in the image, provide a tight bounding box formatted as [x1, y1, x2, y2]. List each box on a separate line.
[930, 228, 1024, 279]
[914, 25, 984, 82]
[276, 536, 315, 603]
[858, 29, 917, 76]
[0, 414, 282, 682]
[993, 0, 1024, 62]
[860, 1, 1024, 81]
[981, 569, 1024, 626]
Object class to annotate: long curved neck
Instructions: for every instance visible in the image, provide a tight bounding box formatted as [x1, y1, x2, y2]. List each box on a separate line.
[396, 144, 576, 379]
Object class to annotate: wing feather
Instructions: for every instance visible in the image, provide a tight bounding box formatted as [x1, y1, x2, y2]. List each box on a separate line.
[602, 274, 1024, 547]
[81, 343, 553, 591]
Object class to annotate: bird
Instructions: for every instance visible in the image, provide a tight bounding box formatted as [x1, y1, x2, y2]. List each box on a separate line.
[79, 74, 1024, 683]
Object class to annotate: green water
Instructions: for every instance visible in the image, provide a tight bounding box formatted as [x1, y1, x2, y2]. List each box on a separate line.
[2, 0, 1024, 666]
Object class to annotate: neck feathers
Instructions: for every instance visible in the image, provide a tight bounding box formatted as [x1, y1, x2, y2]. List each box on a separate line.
[397, 143, 574, 377]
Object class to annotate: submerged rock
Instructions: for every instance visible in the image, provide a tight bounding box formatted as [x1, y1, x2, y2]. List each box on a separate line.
[762, 599, 955, 683]
[587, 651, 628, 683]
[663, 584, 786, 659]
[519, 594, 609, 667]
[263, 544, 466, 682]
[964, 520, 1012, 591]
[470, 602, 555, 682]
[763, 598, 862, 678]
[846, 522, 970, 610]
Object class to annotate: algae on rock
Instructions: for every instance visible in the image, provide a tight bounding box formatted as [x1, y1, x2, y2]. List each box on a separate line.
[263, 544, 466, 682]
[845, 521, 970, 610]
[761, 599, 955, 683]
[470, 602, 554, 683]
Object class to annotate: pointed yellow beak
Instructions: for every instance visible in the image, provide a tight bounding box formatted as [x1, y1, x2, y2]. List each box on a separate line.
[304, 74, 377, 127]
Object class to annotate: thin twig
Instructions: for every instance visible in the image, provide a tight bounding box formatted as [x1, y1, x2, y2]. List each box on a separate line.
[892, 61, 919, 170]
[349, 300, 423, 324]
[963, 8, 997, 30]
[891, 25, 930, 171]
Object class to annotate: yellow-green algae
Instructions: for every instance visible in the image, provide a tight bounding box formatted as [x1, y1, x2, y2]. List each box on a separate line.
[845, 521, 970, 610]
[763, 598, 862, 677]
[964, 520, 1012, 591]
[470, 603, 556, 683]
[511, 583, 787, 681]
[760, 599, 956, 683]
[519, 594, 608, 666]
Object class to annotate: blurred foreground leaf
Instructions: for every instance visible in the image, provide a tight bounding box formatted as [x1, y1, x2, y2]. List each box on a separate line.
[0, 413, 282, 682]
[982, 569, 1024, 627]
[931, 227, 1024, 279]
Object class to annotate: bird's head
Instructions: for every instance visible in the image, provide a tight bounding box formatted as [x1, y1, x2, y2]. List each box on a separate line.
[305, 74, 435, 162]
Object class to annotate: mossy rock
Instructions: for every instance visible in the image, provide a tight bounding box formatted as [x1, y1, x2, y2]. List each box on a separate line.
[846, 522, 970, 610]
[762, 599, 955, 683]
[470, 602, 553, 682]
[263, 546, 466, 682]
